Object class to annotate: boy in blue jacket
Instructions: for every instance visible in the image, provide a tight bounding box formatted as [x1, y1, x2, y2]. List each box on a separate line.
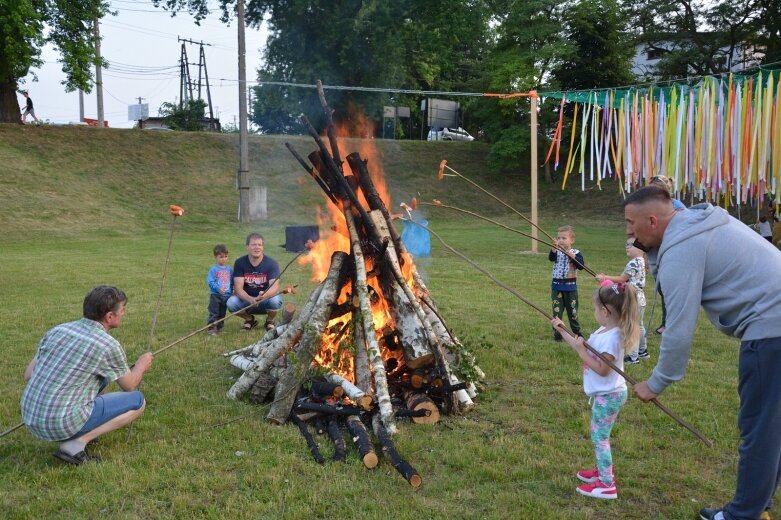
[206, 244, 232, 335]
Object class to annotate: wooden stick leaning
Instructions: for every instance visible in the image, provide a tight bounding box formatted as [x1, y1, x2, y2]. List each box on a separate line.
[127, 205, 182, 441]
[418, 200, 598, 278]
[437, 160, 556, 243]
[2, 252, 304, 440]
[401, 218, 714, 448]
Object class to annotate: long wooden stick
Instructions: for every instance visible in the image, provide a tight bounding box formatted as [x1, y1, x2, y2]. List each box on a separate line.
[2, 253, 306, 441]
[402, 218, 714, 448]
[418, 200, 598, 277]
[438, 160, 556, 242]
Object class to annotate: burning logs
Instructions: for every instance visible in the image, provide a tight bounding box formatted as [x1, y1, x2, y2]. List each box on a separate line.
[222, 81, 484, 487]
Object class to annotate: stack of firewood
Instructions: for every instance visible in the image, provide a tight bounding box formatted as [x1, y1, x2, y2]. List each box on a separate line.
[221, 82, 483, 486]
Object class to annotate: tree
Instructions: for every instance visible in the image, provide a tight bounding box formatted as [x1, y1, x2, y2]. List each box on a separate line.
[469, 0, 571, 172]
[158, 98, 208, 131]
[155, 0, 491, 135]
[0, 0, 109, 123]
[628, 0, 763, 78]
[554, 0, 634, 90]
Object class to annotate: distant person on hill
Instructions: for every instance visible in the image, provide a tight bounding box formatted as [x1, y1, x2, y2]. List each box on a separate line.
[648, 175, 684, 335]
[20, 91, 41, 125]
[226, 233, 283, 331]
[624, 186, 781, 520]
[206, 244, 233, 336]
[596, 238, 648, 364]
[549, 225, 585, 341]
[21, 286, 154, 465]
[552, 280, 639, 500]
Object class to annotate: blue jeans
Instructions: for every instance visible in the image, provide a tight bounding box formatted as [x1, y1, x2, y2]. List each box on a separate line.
[70, 390, 145, 438]
[724, 336, 781, 520]
[226, 294, 283, 316]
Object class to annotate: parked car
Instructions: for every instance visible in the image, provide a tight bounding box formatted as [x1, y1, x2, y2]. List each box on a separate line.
[427, 126, 475, 141]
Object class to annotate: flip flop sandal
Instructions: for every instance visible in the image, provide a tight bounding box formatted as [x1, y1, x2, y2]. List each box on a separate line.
[264, 320, 275, 331]
[53, 450, 101, 465]
[242, 319, 258, 331]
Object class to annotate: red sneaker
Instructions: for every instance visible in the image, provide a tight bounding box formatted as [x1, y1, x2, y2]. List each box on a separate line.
[576, 480, 618, 500]
[576, 468, 600, 483]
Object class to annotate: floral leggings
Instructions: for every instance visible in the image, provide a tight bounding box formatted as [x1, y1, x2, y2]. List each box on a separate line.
[590, 389, 627, 485]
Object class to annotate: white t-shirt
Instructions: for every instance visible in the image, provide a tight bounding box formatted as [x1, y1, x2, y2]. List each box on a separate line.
[758, 220, 772, 238]
[583, 326, 626, 396]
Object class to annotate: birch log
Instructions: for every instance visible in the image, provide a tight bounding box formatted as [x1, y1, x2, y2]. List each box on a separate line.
[326, 373, 373, 411]
[266, 252, 347, 424]
[388, 280, 434, 369]
[226, 284, 323, 400]
[352, 308, 372, 395]
[345, 210, 396, 434]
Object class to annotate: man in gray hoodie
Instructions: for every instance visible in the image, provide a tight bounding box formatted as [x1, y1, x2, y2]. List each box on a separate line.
[625, 186, 781, 520]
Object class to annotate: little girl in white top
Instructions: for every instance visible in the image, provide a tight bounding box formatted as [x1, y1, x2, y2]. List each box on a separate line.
[551, 279, 640, 500]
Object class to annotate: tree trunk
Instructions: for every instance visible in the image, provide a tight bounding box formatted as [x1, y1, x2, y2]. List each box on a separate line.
[352, 307, 373, 395]
[0, 82, 22, 124]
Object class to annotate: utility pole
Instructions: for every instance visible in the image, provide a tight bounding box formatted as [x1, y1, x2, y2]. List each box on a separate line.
[78, 89, 84, 122]
[237, 0, 252, 222]
[94, 18, 105, 128]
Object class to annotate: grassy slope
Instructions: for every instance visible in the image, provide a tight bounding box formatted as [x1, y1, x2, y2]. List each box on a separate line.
[0, 124, 747, 519]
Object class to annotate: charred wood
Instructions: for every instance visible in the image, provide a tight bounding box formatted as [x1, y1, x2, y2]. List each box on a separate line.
[404, 392, 440, 425]
[290, 413, 325, 464]
[294, 401, 365, 417]
[326, 414, 347, 463]
[372, 414, 422, 488]
[346, 415, 378, 469]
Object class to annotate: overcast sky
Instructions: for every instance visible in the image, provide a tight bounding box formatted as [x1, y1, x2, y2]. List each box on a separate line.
[18, 1, 269, 129]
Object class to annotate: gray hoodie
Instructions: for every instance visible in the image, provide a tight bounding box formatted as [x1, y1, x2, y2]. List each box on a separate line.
[646, 203, 781, 394]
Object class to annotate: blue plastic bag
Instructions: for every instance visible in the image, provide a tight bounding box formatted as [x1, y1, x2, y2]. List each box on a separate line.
[401, 219, 431, 258]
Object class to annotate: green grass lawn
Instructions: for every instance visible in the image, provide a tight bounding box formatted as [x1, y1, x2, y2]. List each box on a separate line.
[0, 124, 760, 519]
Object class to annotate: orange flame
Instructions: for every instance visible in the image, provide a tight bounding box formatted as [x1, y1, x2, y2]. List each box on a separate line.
[304, 108, 421, 381]
[298, 207, 350, 282]
[169, 204, 184, 216]
[438, 160, 447, 180]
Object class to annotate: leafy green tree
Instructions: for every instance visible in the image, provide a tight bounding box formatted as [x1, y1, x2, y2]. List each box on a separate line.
[554, 0, 634, 90]
[155, 0, 491, 135]
[158, 99, 208, 131]
[469, 0, 571, 172]
[628, 0, 763, 78]
[0, 0, 109, 123]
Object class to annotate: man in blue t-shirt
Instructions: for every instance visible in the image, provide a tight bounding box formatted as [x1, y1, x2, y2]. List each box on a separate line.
[226, 233, 283, 331]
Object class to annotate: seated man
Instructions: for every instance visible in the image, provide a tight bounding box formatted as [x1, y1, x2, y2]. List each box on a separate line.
[227, 232, 283, 331]
[21, 286, 154, 465]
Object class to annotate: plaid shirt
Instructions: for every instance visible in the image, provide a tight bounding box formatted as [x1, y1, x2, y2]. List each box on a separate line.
[21, 318, 129, 441]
